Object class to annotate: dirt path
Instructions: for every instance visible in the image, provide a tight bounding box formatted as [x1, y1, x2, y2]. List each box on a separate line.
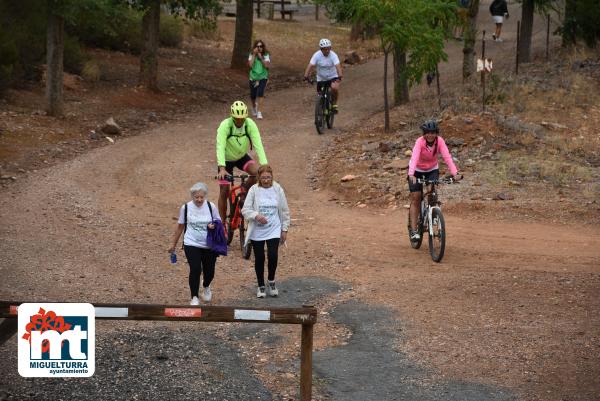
[1, 3, 599, 400]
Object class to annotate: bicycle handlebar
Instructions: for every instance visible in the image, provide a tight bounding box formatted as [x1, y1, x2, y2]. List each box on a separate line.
[214, 174, 256, 183]
[416, 175, 463, 185]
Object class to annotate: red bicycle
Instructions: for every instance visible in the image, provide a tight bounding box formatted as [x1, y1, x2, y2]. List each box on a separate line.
[223, 174, 253, 260]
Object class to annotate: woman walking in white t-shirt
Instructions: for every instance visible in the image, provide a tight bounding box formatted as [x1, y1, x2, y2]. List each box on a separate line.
[242, 165, 290, 298]
[168, 182, 220, 305]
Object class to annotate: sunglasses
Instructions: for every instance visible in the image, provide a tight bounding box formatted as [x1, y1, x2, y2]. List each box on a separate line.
[257, 45, 264, 48]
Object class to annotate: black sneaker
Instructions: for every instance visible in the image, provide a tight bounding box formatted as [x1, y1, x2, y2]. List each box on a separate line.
[332, 104, 339, 114]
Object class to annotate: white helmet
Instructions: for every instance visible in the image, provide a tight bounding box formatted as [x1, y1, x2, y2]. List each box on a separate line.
[319, 38, 332, 48]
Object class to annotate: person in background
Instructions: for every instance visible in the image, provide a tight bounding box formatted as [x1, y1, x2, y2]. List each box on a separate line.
[242, 164, 290, 298]
[168, 182, 220, 305]
[248, 39, 271, 120]
[489, 0, 509, 42]
[303, 38, 343, 113]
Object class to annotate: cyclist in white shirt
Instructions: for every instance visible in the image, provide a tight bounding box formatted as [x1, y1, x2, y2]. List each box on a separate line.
[303, 38, 343, 113]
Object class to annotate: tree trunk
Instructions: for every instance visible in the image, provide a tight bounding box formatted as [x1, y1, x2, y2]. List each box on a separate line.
[462, 0, 480, 81]
[231, 0, 254, 70]
[350, 21, 376, 41]
[435, 64, 441, 110]
[562, 0, 577, 46]
[140, 0, 160, 91]
[392, 45, 409, 105]
[46, 11, 64, 117]
[383, 49, 390, 132]
[350, 21, 364, 41]
[518, 0, 535, 63]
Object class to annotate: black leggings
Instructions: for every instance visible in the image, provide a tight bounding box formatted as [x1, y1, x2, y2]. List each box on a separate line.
[183, 246, 217, 298]
[251, 238, 279, 287]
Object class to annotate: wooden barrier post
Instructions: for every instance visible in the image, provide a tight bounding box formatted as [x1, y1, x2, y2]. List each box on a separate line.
[300, 306, 314, 401]
[0, 318, 17, 346]
[0, 301, 317, 397]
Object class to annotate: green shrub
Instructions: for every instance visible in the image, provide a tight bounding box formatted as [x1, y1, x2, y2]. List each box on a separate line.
[160, 13, 184, 47]
[64, 36, 86, 74]
[81, 59, 101, 82]
[0, 29, 19, 90]
[67, 5, 142, 54]
[186, 17, 218, 40]
[0, 0, 46, 81]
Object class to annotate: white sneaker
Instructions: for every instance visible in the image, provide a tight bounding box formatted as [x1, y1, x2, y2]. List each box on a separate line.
[256, 111, 263, 119]
[410, 230, 421, 241]
[495, 37, 503, 42]
[201, 286, 212, 302]
[257, 286, 266, 298]
[251, 107, 257, 116]
[267, 281, 279, 297]
[190, 296, 200, 306]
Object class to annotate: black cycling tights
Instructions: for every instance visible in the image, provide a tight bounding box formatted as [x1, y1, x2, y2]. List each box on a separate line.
[183, 246, 217, 298]
[251, 238, 279, 287]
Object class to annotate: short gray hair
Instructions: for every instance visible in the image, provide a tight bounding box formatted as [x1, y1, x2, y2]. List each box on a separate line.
[190, 182, 208, 197]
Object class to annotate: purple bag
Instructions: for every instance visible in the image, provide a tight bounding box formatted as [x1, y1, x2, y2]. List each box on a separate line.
[207, 202, 228, 256]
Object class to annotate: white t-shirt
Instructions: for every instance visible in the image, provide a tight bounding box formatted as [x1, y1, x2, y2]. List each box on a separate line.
[309, 50, 340, 82]
[249, 187, 281, 241]
[178, 201, 218, 248]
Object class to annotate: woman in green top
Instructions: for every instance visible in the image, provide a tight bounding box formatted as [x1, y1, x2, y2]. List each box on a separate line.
[248, 39, 270, 120]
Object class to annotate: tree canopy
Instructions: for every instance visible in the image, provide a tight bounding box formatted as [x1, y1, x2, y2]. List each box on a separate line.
[353, 0, 456, 85]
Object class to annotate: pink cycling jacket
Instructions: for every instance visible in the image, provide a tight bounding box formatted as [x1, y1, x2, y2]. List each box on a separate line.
[408, 136, 458, 176]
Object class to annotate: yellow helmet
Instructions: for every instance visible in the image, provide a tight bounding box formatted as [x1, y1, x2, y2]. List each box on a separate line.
[230, 100, 248, 119]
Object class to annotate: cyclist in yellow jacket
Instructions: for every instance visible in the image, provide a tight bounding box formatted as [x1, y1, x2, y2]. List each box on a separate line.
[216, 100, 268, 224]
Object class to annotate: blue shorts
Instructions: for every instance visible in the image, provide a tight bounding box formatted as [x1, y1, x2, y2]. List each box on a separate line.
[249, 79, 268, 99]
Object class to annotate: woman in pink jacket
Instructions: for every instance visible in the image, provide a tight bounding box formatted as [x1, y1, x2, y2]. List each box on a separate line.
[408, 120, 461, 241]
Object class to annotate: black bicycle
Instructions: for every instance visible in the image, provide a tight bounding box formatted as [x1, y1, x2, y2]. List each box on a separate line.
[408, 176, 461, 262]
[306, 78, 335, 135]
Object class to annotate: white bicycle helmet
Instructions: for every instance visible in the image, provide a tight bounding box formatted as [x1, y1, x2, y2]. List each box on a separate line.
[319, 38, 332, 48]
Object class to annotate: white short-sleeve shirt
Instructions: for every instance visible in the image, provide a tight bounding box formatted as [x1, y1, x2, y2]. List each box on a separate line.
[310, 50, 340, 82]
[178, 201, 217, 248]
[249, 187, 281, 241]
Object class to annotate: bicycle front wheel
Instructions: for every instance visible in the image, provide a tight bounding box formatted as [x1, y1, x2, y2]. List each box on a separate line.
[428, 208, 446, 262]
[315, 96, 325, 135]
[326, 100, 335, 129]
[226, 196, 235, 245]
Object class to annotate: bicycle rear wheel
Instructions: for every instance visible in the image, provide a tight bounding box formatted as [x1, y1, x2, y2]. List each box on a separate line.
[315, 96, 325, 135]
[428, 208, 446, 262]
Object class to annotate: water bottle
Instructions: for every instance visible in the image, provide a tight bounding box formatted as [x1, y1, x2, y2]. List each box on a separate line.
[170, 251, 177, 265]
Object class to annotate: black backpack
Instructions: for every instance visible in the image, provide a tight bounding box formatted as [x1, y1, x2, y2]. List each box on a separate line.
[227, 120, 253, 150]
